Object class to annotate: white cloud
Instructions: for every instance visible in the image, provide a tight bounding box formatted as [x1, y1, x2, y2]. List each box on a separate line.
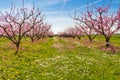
[46, 17, 74, 34]
[45, 11, 64, 14]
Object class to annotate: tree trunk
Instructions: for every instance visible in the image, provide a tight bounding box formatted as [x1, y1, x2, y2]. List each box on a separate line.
[89, 38, 92, 42]
[14, 42, 20, 55]
[77, 36, 81, 40]
[31, 38, 34, 43]
[73, 36, 75, 39]
[106, 38, 110, 47]
[88, 36, 92, 42]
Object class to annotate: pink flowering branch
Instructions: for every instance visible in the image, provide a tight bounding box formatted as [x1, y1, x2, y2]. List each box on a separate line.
[0, 1, 45, 54]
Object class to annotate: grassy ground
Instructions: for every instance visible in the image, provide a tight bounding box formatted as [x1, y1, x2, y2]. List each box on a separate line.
[0, 35, 120, 80]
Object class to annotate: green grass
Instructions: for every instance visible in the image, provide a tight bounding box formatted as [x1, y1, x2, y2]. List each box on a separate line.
[0, 36, 120, 80]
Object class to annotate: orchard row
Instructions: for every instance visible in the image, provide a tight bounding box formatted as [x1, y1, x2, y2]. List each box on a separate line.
[59, 1, 120, 48]
[0, 1, 120, 54]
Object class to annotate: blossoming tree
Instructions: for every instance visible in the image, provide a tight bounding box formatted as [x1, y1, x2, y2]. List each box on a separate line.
[0, 2, 45, 54]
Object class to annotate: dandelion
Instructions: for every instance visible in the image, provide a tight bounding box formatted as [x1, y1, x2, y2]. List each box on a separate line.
[26, 75, 29, 78]
[16, 71, 19, 74]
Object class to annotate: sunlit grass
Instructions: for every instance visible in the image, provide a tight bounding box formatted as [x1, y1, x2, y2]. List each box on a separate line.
[0, 36, 120, 80]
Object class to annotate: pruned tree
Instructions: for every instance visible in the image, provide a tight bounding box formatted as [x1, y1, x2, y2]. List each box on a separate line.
[35, 23, 52, 39]
[0, 27, 4, 38]
[88, 3, 120, 47]
[75, 26, 83, 39]
[72, 0, 120, 47]
[47, 30, 54, 37]
[26, 6, 45, 43]
[115, 7, 120, 33]
[72, 10, 97, 42]
[27, 22, 53, 42]
[58, 26, 83, 39]
[0, 1, 44, 54]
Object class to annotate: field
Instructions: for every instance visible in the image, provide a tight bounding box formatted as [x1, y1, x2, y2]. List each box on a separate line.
[0, 35, 120, 80]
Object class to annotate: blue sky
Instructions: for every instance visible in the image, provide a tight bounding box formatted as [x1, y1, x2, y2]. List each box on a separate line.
[0, 0, 120, 33]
